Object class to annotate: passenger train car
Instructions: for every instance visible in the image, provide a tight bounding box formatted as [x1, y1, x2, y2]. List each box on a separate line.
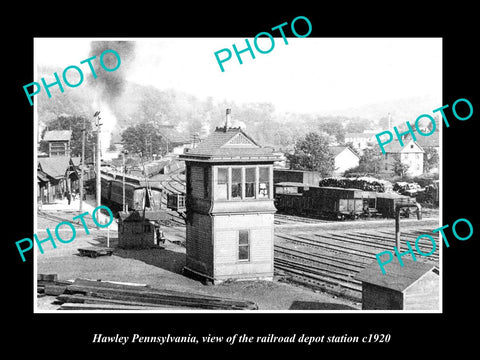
[100, 171, 163, 212]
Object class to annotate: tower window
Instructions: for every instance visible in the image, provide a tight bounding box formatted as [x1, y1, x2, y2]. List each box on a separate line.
[258, 167, 270, 198]
[216, 168, 228, 200]
[245, 167, 256, 198]
[231, 168, 242, 199]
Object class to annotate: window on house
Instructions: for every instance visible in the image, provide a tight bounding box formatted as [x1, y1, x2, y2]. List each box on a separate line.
[258, 167, 270, 198]
[245, 167, 256, 198]
[410, 144, 414, 149]
[216, 168, 228, 200]
[231, 168, 242, 199]
[238, 230, 250, 261]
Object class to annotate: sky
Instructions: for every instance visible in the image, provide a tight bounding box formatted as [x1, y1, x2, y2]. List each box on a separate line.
[34, 37, 442, 114]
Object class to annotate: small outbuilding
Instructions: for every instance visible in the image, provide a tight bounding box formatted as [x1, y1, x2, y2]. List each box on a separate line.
[117, 210, 168, 249]
[355, 258, 439, 310]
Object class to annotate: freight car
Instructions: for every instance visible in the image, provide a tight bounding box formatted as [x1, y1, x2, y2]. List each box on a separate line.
[375, 192, 417, 218]
[274, 182, 416, 220]
[274, 183, 377, 220]
[100, 173, 163, 212]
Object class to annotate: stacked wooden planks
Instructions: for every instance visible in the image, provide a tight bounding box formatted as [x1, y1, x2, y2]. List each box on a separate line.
[38, 276, 258, 310]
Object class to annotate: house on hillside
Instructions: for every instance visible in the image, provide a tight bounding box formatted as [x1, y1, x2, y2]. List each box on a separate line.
[382, 140, 424, 177]
[329, 146, 360, 176]
[403, 129, 440, 173]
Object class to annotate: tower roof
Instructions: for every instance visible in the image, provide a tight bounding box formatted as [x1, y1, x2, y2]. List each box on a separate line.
[180, 127, 278, 163]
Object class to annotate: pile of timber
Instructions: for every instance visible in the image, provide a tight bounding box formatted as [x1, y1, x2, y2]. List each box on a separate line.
[38, 276, 258, 310]
[319, 176, 391, 193]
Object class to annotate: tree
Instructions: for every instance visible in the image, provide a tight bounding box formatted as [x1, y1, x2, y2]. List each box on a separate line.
[423, 147, 439, 173]
[121, 122, 169, 158]
[317, 120, 345, 144]
[286, 132, 335, 176]
[345, 147, 384, 176]
[344, 118, 372, 133]
[393, 158, 409, 177]
[39, 115, 97, 159]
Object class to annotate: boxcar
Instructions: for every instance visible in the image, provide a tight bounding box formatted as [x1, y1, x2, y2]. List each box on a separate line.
[304, 186, 376, 220]
[376, 192, 417, 218]
[274, 182, 309, 213]
[274, 184, 378, 220]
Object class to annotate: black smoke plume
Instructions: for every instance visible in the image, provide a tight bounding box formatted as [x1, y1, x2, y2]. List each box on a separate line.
[88, 41, 136, 103]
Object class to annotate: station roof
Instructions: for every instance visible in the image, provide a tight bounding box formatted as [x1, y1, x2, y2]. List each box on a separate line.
[37, 156, 74, 179]
[180, 127, 278, 163]
[355, 258, 437, 292]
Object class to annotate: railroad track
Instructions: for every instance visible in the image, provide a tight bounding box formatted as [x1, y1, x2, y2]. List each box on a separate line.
[37, 210, 99, 230]
[274, 226, 439, 301]
[274, 213, 330, 225]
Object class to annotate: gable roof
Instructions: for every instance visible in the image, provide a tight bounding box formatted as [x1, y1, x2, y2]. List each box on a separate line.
[355, 258, 437, 292]
[180, 127, 278, 163]
[329, 146, 360, 159]
[43, 130, 72, 141]
[407, 130, 440, 148]
[384, 139, 424, 154]
[38, 156, 73, 179]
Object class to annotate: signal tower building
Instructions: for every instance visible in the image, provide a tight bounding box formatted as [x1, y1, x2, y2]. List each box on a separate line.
[179, 109, 278, 284]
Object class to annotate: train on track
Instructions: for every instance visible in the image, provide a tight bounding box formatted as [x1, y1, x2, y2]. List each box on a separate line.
[274, 182, 418, 220]
[100, 171, 163, 212]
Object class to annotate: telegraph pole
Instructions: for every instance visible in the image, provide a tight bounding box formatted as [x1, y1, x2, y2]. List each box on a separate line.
[122, 150, 128, 212]
[79, 116, 86, 213]
[94, 111, 102, 209]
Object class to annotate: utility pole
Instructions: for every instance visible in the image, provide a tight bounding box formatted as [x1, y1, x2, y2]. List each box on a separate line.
[122, 150, 128, 212]
[79, 116, 86, 213]
[94, 111, 102, 209]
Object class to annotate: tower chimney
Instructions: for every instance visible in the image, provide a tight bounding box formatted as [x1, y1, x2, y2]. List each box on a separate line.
[225, 108, 231, 130]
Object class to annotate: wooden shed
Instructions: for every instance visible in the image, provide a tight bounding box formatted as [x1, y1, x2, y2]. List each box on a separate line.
[355, 258, 439, 310]
[117, 211, 168, 249]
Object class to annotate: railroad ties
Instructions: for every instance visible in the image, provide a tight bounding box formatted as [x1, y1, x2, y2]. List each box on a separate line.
[274, 227, 440, 302]
[39, 277, 258, 310]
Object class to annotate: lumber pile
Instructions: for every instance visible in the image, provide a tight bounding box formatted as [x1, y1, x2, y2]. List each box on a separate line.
[37, 276, 258, 310]
[319, 176, 391, 193]
[37, 274, 73, 296]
